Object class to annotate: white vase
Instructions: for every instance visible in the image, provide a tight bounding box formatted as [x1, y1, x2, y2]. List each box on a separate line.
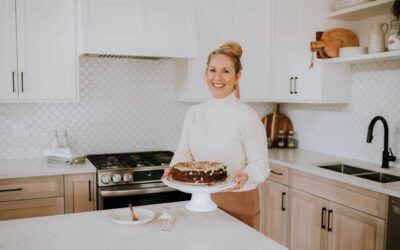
[368, 23, 388, 53]
[387, 20, 400, 51]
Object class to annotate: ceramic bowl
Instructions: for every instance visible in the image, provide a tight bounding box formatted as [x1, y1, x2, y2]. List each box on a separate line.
[339, 47, 367, 57]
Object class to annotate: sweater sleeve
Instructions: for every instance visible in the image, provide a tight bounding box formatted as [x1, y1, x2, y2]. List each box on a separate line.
[241, 110, 270, 186]
[170, 108, 194, 166]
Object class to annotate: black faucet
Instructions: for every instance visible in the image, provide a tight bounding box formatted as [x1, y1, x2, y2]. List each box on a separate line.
[366, 116, 396, 168]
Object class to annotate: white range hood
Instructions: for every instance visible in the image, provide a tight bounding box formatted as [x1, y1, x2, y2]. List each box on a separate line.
[81, 0, 198, 58]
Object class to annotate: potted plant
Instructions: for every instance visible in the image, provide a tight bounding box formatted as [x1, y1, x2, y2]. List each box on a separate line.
[388, 0, 400, 50]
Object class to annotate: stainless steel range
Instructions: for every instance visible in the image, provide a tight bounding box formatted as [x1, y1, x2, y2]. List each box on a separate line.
[87, 151, 191, 210]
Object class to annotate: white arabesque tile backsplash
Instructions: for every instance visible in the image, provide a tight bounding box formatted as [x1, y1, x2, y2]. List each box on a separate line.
[0, 57, 399, 168]
[0, 57, 271, 159]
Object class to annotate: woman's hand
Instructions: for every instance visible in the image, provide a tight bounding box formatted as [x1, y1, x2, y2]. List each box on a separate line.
[226, 172, 249, 191]
[161, 167, 172, 179]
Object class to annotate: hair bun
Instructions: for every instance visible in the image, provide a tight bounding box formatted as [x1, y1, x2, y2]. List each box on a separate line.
[220, 41, 243, 59]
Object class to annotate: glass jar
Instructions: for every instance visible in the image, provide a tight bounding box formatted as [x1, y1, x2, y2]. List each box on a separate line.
[287, 130, 296, 148]
[387, 20, 400, 51]
[277, 130, 286, 148]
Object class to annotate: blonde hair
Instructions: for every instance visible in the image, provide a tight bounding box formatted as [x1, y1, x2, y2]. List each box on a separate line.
[206, 41, 243, 98]
[207, 41, 243, 74]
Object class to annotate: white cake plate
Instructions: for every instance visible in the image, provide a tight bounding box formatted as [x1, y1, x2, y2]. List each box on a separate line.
[163, 176, 236, 212]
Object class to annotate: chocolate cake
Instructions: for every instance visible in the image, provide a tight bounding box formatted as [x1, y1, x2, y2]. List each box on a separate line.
[171, 161, 228, 184]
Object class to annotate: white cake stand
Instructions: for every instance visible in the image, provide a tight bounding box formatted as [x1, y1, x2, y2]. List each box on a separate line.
[163, 176, 236, 212]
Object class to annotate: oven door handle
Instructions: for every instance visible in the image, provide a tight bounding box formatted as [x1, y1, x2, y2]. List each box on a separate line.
[100, 186, 177, 197]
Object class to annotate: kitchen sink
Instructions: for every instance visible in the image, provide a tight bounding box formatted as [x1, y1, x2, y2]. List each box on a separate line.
[356, 173, 400, 183]
[318, 164, 375, 175]
[318, 163, 400, 183]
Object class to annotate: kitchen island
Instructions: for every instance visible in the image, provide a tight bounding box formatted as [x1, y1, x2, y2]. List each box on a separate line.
[0, 201, 286, 250]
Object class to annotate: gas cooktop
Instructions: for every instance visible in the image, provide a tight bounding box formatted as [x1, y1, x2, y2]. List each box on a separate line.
[87, 151, 173, 170]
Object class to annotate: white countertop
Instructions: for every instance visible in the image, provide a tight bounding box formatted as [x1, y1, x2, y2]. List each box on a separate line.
[268, 148, 400, 198]
[0, 201, 286, 250]
[0, 158, 96, 179]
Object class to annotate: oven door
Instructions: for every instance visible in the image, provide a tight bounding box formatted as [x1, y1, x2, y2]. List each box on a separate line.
[98, 182, 191, 210]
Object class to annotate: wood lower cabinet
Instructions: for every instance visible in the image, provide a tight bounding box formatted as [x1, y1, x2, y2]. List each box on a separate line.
[262, 163, 387, 250]
[262, 180, 289, 246]
[0, 173, 96, 220]
[64, 173, 96, 213]
[328, 202, 385, 250]
[0, 197, 64, 220]
[0, 175, 64, 220]
[289, 188, 385, 250]
[289, 188, 328, 250]
[261, 163, 290, 247]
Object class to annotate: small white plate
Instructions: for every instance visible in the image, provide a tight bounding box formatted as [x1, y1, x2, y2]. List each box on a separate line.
[110, 208, 155, 226]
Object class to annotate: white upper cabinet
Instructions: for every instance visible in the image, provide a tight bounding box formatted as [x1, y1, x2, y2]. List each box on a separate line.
[0, 0, 18, 100]
[176, 0, 272, 102]
[269, 0, 350, 103]
[0, 0, 79, 102]
[233, 0, 272, 102]
[81, 0, 198, 58]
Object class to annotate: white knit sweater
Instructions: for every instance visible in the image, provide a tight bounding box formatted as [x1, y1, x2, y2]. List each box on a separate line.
[170, 92, 270, 191]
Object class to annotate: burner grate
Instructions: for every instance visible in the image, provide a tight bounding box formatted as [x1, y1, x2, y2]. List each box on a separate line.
[87, 151, 174, 170]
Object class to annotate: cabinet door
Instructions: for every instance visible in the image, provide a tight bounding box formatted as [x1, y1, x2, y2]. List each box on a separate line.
[289, 188, 328, 250]
[0, 197, 64, 220]
[183, 0, 232, 101]
[262, 180, 289, 247]
[327, 202, 385, 250]
[16, 0, 78, 100]
[270, 0, 322, 102]
[0, 0, 18, 100]
[64, 174, 96, 213]
[233, 0, 271, 101]
[270, 0, 298, 101]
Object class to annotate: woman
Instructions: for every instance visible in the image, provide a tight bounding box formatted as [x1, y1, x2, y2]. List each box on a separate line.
[163, 41, 269, 230]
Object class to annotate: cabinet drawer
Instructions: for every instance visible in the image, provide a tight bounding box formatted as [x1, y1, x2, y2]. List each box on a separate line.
[0, 176, 64, 202]
[289, 170, 388, 219]
[268, 163, 288, 185]
[0, 197, 64, 220]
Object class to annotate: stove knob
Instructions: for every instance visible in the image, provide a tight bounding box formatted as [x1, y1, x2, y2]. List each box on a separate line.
[123, 173, 132, 182]
[101, 174, 110, 184]
[112, 174, 122, 183]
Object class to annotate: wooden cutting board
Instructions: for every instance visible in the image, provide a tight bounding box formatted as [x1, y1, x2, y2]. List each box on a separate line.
[262, 104, 293, 147]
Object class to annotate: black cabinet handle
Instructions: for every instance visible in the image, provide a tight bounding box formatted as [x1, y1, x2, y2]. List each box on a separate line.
[12, 72, 15, 92]
[88, 180, 92, 202]
[294, 77, 298, 94]
[271, 170, 283, 176]
[281, 192, 286, 211]
[21, 72, 24, 92]
[327, 209, 333, 232]
[290, 77, 294, 94]
[321, 207, 326, 229]
[0, 188, 23, 192]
